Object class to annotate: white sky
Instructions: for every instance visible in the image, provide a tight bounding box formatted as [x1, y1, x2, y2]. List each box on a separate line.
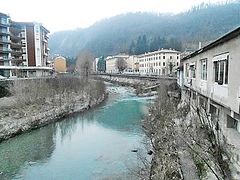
[0, 0, 225, 33]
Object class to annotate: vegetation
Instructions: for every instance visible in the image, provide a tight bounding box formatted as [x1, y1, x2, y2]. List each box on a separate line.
[6, 76, 105, 108]
[75, 49, 94, 77]
[49, 1, 240, 58]
[116, 58, 127, 73]
[140, 82, 232, 179]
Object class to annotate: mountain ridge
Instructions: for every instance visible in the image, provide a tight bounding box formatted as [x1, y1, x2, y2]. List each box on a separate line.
[49, 1, 240, 58]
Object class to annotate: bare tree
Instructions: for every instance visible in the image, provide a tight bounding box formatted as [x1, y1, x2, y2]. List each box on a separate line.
[116, 57, 127, 73]
[75, 49, 94, 77]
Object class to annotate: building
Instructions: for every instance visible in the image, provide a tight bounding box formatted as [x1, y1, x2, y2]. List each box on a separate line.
[181, 26, 240, 177]
[0, 12, 11, 77]
[105, 54, 129, 73]
[0, 12, 51, 78]
[54, 56, 67, 73]
[138, 49, 180, 76]
[125, 55, 139, 73]
[92, 57, 99, 72]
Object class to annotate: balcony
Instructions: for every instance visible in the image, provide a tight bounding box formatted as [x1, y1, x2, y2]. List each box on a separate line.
[11, 42, 25, 49]
[11, 50, 23, 56]
[0, 47, 11, 53]
[0, 56, 10, 61]
[0, 30, 10, 35]
[0, 20, 10, 28]
[10, 34, 24, 42]
[11, 58, 25, 66]
[0, 38, 10, 44]
[10, 27, 24, 34]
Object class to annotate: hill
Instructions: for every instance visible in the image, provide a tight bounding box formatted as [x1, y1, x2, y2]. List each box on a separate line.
[49, 1, 240, 58]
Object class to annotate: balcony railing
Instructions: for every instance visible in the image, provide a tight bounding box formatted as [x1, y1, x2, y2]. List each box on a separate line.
[11, 50, 23, 56]
[10, 34, 24, 42]
[0, 38, 10, 44]
[11, 42, 25, 49]
[0, 56, 11, 61]
[0, 47, 12, 53]
[0, 20, 10, 27]
[0, 30, 10, 35]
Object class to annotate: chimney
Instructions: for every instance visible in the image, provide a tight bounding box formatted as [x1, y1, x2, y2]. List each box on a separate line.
[198, 42, 202, 49]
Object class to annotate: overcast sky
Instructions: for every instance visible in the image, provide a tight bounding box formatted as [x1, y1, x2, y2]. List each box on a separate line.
[0, 0, 225, 33]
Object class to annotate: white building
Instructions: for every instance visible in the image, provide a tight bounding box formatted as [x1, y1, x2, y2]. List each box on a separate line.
[181, 26, 240, 178]
[105, 54, 129, 73]
[138, 49, 180, 76]
[125, 55, 139, 73]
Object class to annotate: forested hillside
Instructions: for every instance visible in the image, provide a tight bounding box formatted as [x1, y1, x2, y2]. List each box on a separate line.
[49, 1, 240, 58]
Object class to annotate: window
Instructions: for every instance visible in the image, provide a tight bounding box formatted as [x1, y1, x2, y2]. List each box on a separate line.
[185, 63, 189, 77]
[190, 63, 196, 78]
[227, 115, 238, 129]
[170, 56, 172, 59]
[201, 59, 207, 80]
[177, 56, 179, 59]
[214, 55, 229, 85]
[163, 62, 165, 66]
[163, 56, 165, 59]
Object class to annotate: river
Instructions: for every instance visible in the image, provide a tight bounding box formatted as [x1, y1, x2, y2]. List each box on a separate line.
[0, 84, 153, 180]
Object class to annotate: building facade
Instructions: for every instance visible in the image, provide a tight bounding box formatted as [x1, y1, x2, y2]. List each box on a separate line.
[0, 12, 11, 77]
[0, 12, 51, 78]
[54, 56, 67, 73]
[125, 55, 139, 73]
[181, 26, 240, 177]
[105, 54, 129, 73]
[138, 49, 180, 76]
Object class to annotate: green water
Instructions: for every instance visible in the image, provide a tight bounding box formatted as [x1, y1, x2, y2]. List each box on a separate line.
[0, 84, 153, 180]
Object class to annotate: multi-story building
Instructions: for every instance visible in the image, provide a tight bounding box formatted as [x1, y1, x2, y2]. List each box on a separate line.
[0, 12, 51, 78]
[0, 12, 11, 77]
[181, 26, 240, 177]
[105, 54, 129, 73]
[125, 55, 139, 73]
[138, 49, 180, 76]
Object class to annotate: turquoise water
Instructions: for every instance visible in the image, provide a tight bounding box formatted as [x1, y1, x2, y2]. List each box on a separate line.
[0, 84, 152, 180]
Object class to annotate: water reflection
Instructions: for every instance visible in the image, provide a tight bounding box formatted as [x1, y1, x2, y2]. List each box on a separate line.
[0, 125, 56, 179]
[0, 84, 152, 180]
[96, 99, 147, 134]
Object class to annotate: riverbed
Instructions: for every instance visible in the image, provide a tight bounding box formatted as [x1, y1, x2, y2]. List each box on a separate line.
[0, 84, 153, 180]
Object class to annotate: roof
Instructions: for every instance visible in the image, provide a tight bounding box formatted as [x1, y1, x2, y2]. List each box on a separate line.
[137, 48, 180, 58]
[12, 22, 50, 33]
[0, 12, 9, 17]
[182, 26, 240, 61]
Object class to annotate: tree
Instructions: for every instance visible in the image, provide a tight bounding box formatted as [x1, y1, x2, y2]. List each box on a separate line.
[116, 58, 127, 73]
[97, 56, 106, 72]
[75, 49, 94, 77]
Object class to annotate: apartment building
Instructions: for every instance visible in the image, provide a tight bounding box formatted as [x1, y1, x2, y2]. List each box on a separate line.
[181, 26, 240, 177]
[0, 12, 51, 78]
[0, 12, 11, 77]
[138, 49, 180, 76]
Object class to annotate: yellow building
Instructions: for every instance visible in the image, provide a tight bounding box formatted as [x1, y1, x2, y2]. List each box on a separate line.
[54, 56, 67, 73]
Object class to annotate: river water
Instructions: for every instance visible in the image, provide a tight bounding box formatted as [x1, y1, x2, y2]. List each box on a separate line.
[0, 84, 153, 180]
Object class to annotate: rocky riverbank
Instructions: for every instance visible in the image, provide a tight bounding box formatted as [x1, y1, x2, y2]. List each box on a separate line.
[94, 74, 165, 97]
[0, 93, 107, 142]
[0, 76, 107, 143]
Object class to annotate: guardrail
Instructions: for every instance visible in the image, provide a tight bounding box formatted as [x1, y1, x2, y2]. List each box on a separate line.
[93, 73, 177, 80]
